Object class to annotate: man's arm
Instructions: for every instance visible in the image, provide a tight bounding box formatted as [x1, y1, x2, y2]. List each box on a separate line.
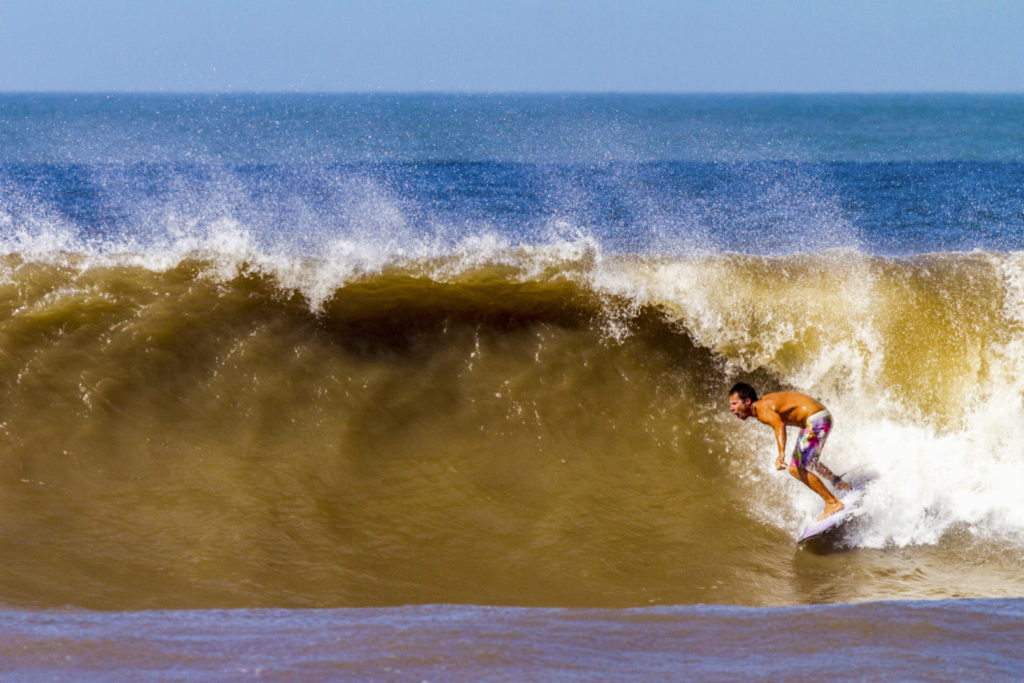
[756, 406, 788, 470]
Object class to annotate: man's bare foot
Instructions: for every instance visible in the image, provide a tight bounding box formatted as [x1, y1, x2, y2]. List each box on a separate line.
[817, 500, 845, 520]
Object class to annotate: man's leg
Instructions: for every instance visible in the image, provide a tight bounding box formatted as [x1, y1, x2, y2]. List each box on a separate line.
[810, 460, 853, 492]
[788, 462, 844, 519]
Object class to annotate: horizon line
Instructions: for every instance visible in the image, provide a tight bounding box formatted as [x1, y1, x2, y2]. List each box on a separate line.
[2, 89, 1024, 97]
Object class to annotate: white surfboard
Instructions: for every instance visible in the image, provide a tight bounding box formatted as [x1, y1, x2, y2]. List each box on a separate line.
[798, 490, 862, 542]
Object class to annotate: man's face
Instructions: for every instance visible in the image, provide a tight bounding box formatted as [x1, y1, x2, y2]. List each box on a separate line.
[729, 393, 753, 419]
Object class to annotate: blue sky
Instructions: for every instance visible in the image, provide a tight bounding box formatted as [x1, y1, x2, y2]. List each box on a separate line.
[2, 0, 1022, 93]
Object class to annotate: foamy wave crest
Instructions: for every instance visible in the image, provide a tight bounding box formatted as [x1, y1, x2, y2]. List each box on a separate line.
[0, 186, 82, 256]
[638, 250, 1024, 549]
[842, 252, 1024, 548]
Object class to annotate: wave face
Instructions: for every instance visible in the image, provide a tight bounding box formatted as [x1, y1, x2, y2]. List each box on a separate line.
[2, 94, 1024, 609]
[1, 245, 1023, 609]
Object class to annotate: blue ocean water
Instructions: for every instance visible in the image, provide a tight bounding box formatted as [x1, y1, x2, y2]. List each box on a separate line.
[3, 599, 1022, 681]
[2, 94, 1024, 256]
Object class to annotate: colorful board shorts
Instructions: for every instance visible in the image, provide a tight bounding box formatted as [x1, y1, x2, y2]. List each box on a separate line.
[791, 410, 833, 469]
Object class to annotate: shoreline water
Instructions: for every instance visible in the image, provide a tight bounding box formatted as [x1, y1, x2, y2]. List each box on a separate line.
[3, 599, 1022, 680]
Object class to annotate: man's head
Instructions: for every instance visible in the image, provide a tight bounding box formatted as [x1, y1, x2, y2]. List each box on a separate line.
[728, 382, 758, 419]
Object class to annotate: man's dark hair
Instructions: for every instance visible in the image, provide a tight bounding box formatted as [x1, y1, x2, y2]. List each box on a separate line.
[729, 382, 758, 402]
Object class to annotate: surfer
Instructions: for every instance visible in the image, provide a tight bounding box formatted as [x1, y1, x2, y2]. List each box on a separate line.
[728, 383, 852, 520]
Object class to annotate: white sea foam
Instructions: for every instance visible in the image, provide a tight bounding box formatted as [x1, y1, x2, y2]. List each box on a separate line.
[643, 250, 1024, 550]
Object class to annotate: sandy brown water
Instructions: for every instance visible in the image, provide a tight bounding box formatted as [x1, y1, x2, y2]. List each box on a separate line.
[1, 250, 1023, 610]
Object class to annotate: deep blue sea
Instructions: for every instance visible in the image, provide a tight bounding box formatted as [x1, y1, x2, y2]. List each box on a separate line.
[3, 93, 1024, 256]
[1, 93, 1023, 679]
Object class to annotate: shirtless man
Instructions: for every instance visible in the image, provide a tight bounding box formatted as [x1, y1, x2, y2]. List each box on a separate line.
[728, 383, 852, 519]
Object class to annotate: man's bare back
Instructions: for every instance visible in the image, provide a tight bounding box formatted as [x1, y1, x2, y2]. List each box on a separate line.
[750, 391, 826, 428]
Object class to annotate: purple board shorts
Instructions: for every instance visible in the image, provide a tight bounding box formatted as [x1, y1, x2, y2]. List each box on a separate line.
[791, 410, 833, 469]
